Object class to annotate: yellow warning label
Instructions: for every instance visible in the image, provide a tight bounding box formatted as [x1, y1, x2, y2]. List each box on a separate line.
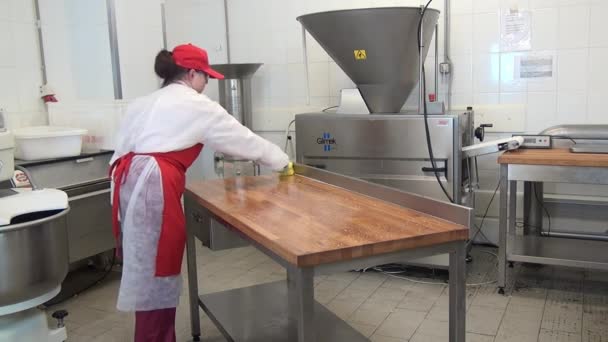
[354, 50, 367, 60]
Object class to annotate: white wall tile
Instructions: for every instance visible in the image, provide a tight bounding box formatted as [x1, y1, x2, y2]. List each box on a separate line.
[9, 0, 34, 23]
[227, 0, 255, 34]
[0, 22, 15, 67]
[65, 0, 107, 27]
[265, 64, 290, 99]
[307, 62, 329, 97]
[288, 96, 329, 109]
[557, 92, 587, 124]
[0, 0, 10, 20]
[451, 54, 473, 94]
[589, 3, 608, 47]
[13, 23, 40, 70]
[500, 0, 531, 9]
[529, 0, 557, 8]
[305, 34, 330, 63]
[287, 63, 306, 99]
[328, 62, 354, 98]
[531, 8, 558, 51]
[500, 52, 528, 92]
[557, 5, 590, 49]
[17, 70, 43, 112]
[559, 0, 590, 6]
[451, 92, 474, 109]
[0, 67, 20, 112]
[205, 79, 220, 103]
[500, 92, 527, 104]
[473, 53, 500, 93]
[120, 62, 160, 100]
[19, 111, 47, 127]
[116, 0, 163, 99]
[39, 24, 73, 99]
[38, 0, 68, 26]
[252, 64, 288, 102]
[527, 77, 556, 92]
[473, 0, 500, 13]
[165, 0, 227, 64]
[287, 25, 305, 64]
[117, 0, 161, 30]
[588, 48, 608, 92]
[474, 93, 500, 105]
[253, 32, 288, 65]
[227, 30, 251, 63]
[557, 49, 588, 92]
[452, 0, 473, 14]
[451, 14, 473, 55]
[587, 92, 607, 124]
[526, 92, 557, 132]
[118, 26, 163, 99]
[473, 13, 500, 53]
[4, 112, 20, 129]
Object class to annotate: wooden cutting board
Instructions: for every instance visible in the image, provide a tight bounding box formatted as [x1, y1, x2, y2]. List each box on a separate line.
[498, 148, 608, 167]
[186, 175, 468, 267]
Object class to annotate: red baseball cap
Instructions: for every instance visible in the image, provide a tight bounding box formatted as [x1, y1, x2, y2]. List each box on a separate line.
[172, 44, 224, 80]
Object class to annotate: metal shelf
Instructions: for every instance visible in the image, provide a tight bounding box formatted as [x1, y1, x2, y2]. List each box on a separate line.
[507, 233, 608, 270]
[199, 281, 369, 342]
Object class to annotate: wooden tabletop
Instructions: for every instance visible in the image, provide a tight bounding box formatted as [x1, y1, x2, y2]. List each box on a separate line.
[498, 148, 608, 167]
[186, 175, 468, 268]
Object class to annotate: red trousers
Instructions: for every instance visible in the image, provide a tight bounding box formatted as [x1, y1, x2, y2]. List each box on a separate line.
[135, 308, 176, 342]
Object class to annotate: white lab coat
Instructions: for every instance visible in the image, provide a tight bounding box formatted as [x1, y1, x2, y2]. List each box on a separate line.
[111, 83, 289, 312]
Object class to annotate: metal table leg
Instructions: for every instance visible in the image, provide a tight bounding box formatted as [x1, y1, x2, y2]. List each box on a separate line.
[449, 242, 466, 342]
[186, 223, 201, 341]
[507, 180, 518, 270]
[288, 266, 315, 342]
[498, 164, 508, 293]
[509, 180, 517, 238]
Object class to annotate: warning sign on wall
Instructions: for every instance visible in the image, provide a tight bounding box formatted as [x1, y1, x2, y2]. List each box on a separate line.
[354, 50, 367, 60]
[515, 55, 554, 79]
[501, 8, 531, 52]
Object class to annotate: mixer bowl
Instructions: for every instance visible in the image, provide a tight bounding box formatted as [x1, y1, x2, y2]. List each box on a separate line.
[0, 208, 70, 312]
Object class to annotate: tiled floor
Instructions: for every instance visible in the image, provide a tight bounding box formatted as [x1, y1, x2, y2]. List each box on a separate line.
[47, 246, 608, 342]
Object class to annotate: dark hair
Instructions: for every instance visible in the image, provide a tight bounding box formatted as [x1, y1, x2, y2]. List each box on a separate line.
[154, 50, 187, 87]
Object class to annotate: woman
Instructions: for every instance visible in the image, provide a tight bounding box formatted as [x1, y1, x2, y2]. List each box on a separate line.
[110, 43, 289, 342]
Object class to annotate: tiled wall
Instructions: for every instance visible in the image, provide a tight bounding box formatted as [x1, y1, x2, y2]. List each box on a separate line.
[452, 0, 608, 133]
[220, 0, 608, 133]
[220, 0, 608, 243]
[164, 0, 229, 102]
[2, 0, 607, 241]
[115, 0, 165, 99]
[39, 0, 115, 103]
[226, 0, 445, 132]
[0, 0, 166, 131]
[0, 0, 47, 129]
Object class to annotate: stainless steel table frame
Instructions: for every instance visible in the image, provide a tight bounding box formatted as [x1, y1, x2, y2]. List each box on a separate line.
[498, 163, 608, 293]
[185, 166, 469, 342]
[185, 213, 466, 342]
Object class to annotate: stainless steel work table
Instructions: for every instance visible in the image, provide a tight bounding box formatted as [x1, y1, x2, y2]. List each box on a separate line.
[498, 149, 608, 293]
[185, 165, 471, 342]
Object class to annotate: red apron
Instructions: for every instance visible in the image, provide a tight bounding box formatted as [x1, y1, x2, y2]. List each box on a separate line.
[110, 144, 203, 277]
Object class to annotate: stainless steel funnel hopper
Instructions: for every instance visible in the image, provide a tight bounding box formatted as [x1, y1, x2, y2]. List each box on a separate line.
[297, 7, 440, 113]
[211, 63, 262, 129]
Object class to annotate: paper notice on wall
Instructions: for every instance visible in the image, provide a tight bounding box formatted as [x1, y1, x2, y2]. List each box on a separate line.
[501, 8, 531, 51]
[515, 55, 554, 79]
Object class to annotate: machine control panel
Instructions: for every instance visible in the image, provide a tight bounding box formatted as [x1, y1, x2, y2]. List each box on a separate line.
[514, 135, 552, 149]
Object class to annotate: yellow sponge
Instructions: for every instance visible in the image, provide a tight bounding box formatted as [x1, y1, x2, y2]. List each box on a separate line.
[280, 162, 295, 176]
